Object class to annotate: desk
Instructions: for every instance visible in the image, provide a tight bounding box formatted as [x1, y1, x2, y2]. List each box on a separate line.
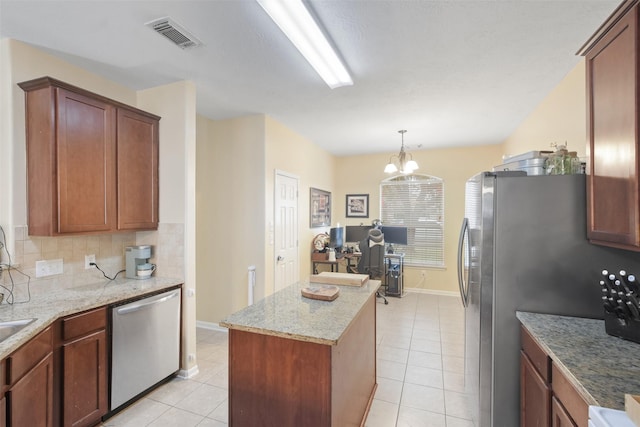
[311, 253, 361, 274]
[312, 259, 339, 274]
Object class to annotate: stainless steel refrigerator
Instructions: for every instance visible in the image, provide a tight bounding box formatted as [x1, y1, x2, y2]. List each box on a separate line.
[457, 171, 640, 427]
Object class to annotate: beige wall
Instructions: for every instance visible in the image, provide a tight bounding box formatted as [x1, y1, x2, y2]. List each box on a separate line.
[138, 81, 197, 374]
[264, 116, 336, 296]
[196, 115, 266, 324]
[335, 145, 503, 294]
[502, 60, 588, 159]
[196, 114, 336, 324]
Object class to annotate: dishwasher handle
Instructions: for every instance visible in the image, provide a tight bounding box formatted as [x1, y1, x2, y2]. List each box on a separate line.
[116, 290, 180, 315]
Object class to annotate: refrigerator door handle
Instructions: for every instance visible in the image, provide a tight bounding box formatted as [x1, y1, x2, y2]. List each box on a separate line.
[457, 217, 470, 307]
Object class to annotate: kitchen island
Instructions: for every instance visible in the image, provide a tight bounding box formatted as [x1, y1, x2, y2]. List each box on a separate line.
[220, 280, 380, 427]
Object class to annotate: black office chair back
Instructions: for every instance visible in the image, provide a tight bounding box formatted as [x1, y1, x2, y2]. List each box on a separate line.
[358, 229, 385, 279]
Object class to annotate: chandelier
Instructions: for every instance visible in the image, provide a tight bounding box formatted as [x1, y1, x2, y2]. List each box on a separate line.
[384, 130, 419, 174]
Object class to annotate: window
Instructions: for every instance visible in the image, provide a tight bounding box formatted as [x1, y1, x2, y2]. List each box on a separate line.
[380, 174, 444, 267]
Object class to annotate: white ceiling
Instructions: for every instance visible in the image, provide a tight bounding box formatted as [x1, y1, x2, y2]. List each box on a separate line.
[0, 0, 619, 156]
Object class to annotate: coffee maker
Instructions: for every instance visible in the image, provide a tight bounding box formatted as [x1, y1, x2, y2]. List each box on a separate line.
[125, 245, 153, 279]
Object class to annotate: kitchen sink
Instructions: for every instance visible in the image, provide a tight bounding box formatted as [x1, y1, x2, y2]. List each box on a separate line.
[0, 318, 36, 343]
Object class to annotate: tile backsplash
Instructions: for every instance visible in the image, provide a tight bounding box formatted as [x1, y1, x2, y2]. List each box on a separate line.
[1, 223, 184, 301]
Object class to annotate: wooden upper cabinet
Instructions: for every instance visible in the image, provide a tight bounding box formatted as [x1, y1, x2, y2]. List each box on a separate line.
[19, 77, 160, 236]
[580, 1, 640, 251]
[56, 88, 116, 234]
[117, 108, 159, 230]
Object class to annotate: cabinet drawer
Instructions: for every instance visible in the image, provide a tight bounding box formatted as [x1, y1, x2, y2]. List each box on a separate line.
[552, 364, 588, 427]
[522, 325, 551, 383]
[62, 306, 107, 342]
[7, 326, 52, 386]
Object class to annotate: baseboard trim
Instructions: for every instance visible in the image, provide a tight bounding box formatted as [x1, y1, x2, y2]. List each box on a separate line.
[405, 288, 459, 297]
[196, 320, 229, 333]
[177, 365, 199, 379]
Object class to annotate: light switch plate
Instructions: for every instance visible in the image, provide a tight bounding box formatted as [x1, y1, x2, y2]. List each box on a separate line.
[35, 259, 63, 278]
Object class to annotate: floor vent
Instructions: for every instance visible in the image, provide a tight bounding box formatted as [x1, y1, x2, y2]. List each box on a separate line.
[146, 17, 202, 50]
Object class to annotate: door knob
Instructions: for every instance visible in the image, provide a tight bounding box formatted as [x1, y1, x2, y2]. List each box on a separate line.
[277, 255, 284, 262]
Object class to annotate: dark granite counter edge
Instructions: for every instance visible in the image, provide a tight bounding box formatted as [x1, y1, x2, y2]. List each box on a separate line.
[517, 311, 640, 411]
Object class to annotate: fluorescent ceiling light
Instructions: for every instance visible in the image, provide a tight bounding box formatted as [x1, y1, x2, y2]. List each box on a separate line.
[256, 0, 353, 89]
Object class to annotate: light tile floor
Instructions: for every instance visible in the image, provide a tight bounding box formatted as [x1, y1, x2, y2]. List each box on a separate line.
[101, 292, 472, 427]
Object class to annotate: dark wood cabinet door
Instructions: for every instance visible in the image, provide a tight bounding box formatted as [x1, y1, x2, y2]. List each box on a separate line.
[62, 329, 108, 427]
[7, 353, 54, 427]
[56, 88, 117, 234]
[116, 108, 159, 231]
[551, 396, 577, 427]
[520, 351, 551, 427]
[585, 4, 640, 250]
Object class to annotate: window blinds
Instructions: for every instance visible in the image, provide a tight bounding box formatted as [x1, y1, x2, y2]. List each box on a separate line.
[380, 175, 444, 267]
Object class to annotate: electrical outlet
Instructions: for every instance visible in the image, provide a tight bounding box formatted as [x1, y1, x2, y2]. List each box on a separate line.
[85, 254, 96, 269]
[36, 259, 64, 278]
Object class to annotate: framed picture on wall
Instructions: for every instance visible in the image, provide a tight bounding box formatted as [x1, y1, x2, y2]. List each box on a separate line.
[346, 194, 369, 218]
[310, 187, 331, 227]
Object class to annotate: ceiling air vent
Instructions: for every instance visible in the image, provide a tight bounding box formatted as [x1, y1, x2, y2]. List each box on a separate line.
[146, 17, 202, 50]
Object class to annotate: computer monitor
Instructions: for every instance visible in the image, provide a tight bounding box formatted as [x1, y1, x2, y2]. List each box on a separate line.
[329, 227, 344, 250]
[381, 226, 408, 245]
[345, 225, 372, 243]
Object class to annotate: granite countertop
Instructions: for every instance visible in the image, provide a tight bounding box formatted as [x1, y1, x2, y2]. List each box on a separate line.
[220, 279, 380, 346]
[0, 276, 183, 359]
[517, 311, 640, 411]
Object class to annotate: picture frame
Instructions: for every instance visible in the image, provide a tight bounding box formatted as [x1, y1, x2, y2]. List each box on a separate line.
[310, 187, 331, 227]
[346, 194, 369, 218]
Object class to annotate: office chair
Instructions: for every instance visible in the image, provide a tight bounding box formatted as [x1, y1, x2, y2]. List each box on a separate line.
[354, 229, 388, 305]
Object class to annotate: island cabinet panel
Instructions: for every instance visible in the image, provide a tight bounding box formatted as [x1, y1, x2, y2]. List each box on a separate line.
[229, 330, 332, 425]
[227, 291, 377, 427]
[18, 76, 160, 236]
[330, 294, 376, 426]
[582, 1, 640, 250]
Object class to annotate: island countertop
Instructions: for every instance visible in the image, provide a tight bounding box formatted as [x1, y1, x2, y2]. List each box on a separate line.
[517, 311, 640, 411]
[220, 279, 380, 346]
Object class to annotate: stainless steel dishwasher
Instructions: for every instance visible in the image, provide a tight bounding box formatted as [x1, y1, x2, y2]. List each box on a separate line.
[110, 288, 181, 410]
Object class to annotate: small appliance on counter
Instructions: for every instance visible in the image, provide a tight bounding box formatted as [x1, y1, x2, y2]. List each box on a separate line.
[125, 245, 156, 280]
[600, 269, 640, 344]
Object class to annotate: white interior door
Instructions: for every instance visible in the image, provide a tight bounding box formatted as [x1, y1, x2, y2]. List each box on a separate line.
[274, 171, 299, 292]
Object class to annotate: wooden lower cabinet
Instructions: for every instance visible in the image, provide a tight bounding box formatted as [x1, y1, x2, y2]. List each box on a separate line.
[520, 325, 588, 427]
[59, 307, 108, 427]
[552, 396, 577, 427]
[520, 351, 550, 427]
[62, 330, 107, 427]
[4, 326, 53, 427]
[7, 352, 54, 427]
[0, 307, 108, 427]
